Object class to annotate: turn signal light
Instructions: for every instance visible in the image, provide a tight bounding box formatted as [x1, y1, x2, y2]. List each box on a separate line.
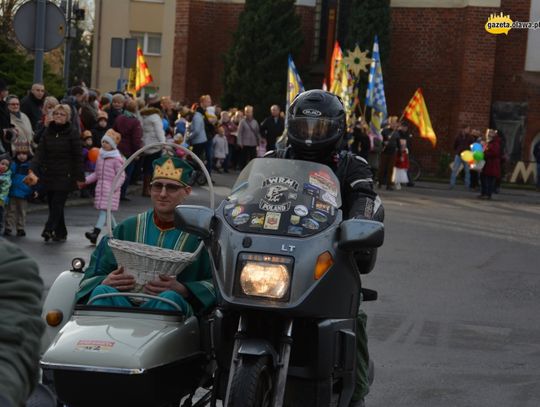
[314, 251, 334, 280]
[45, 309, 63, 327]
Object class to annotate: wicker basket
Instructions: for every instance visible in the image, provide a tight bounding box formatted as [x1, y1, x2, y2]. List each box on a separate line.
[104, 142, 214, 292]
[108, 238, 203, 292]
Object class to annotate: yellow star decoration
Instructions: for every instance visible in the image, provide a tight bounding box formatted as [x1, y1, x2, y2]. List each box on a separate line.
[343, 45, 370, 76]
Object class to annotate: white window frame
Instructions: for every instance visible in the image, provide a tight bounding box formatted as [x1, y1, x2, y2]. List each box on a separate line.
[131, 32, 162, 56]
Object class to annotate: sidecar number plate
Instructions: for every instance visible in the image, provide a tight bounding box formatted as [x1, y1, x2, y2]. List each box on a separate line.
[75, 340, 115, 352]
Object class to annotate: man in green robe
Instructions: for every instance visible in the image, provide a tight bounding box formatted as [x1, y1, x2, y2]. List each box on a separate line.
[76, 156, 215, 315]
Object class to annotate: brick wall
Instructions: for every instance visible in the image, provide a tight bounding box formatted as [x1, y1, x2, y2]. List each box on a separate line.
[388, 1, 539, 170]
[172, 1, 315, 106]
[492, 0, 540, 158]
[387, 6, 498, 171]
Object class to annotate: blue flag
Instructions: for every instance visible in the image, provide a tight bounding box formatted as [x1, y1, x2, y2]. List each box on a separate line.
[365, 36, 387, 117]
[287, 54, 305, 109]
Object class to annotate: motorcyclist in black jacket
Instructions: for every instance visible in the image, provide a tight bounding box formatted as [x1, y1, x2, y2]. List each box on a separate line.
[268, 90, 384, 407]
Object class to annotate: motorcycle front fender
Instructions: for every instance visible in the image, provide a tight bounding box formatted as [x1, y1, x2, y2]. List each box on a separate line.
[237, 338, 279, 367]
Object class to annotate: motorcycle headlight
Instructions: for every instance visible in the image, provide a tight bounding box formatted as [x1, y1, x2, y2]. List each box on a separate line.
[238, 253, 293, 299]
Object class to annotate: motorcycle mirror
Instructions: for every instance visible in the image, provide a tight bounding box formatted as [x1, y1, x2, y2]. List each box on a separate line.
[174, 205, 214, 239]
[338, 219, 384, 252]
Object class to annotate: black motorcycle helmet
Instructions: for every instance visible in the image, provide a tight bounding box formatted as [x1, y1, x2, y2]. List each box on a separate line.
[286, 90, 346, 162]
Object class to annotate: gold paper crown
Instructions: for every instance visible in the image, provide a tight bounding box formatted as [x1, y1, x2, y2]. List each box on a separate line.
[153, 158, 183, 182]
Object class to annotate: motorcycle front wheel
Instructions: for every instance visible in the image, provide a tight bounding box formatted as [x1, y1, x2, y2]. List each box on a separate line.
[228, 356, 273, 407]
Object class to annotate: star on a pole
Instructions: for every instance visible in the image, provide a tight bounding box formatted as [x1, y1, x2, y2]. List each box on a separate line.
[343, 45, 370, 76]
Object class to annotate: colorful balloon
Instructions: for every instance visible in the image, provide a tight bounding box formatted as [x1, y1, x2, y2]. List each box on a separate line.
[471, 142, 483, 152]
[460, 150, 474, 163]
[473, 150, 484, 161]
[88, 147, 100, 163]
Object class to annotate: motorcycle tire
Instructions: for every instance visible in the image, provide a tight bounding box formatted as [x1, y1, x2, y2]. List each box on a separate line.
[228, 356, 273, 407]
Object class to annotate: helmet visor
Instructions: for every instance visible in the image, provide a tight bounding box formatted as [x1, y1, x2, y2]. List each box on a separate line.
[288, 117, 341, 142]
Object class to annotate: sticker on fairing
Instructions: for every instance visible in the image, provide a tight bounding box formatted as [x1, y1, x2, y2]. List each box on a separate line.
[288, 226, 303, 236]
[311, 211, 328, 223]
[290, 215, 300, 225]
[301, 218, 320, 230]
[309, 171, 338, 197]
[320, 191, 338, 207]
[259, 176, 299, 213]
[312, 198, 334, 215]
[232, 206, 244, 218]
[303, 183, 320, 197]
[233, 213, 250, 225]
[294, 205, 308, 217]
[249, 213, 265, 228]
[263, 212, 281, 230]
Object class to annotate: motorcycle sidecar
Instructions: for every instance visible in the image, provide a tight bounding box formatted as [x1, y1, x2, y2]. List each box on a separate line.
[41, 303, 209, 407]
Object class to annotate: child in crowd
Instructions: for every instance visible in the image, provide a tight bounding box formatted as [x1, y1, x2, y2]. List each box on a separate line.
[0, 154, 12, 236]
[82, 131, 96, 174]
[91, 110, 109, 147]
[82, 129, 125, 244]
[81, 130, 96, 198]
[393, 138, 410, 190]
[4, 145, 36, 236]
[212, 124, 229, 172]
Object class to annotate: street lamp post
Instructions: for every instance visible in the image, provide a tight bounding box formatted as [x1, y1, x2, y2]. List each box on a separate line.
[62, 0, 73, 89]
[33, 0, 46, 83]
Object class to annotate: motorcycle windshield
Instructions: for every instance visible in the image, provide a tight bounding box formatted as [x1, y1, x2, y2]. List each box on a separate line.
[224, 158, 341, 237]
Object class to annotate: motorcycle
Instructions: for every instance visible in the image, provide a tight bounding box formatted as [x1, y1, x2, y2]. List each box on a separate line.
[39, 148, 383, 406]
[176, 157, 384, 406]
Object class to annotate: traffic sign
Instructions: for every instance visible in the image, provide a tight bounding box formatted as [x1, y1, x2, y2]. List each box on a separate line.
[13, 0, 66, 52]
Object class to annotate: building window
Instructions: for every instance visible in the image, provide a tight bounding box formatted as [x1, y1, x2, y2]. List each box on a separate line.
[131, 32, 162, 56]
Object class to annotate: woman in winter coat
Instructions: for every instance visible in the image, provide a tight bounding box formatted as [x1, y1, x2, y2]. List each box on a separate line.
[140, 107, 165, 196]
[82, 129, 125, 244]
[29, 104, 85, 242]
[479, 129, 501, 200]
[7, 95, 35, 155]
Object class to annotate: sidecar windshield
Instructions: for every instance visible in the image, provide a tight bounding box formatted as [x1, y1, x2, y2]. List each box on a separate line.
[224, 158, 341, 237]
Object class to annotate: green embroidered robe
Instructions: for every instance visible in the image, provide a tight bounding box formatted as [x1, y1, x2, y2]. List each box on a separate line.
[76, 210, 215, 313]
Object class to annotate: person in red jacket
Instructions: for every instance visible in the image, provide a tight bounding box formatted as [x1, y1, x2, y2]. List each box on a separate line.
[113, 100, 142, 201]
[479, 129, 501, 200]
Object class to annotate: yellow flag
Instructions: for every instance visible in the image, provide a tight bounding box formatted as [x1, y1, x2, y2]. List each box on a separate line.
[404, 88, 437, 147]
[330, 61, 354, 126]
[128, 46, 153, 95]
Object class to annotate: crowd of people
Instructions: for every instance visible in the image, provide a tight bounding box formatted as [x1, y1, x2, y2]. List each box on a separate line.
[449, 125, 510, 199]
[347, 115, 413, 191]
[2, 77, 538, 245]
[0, 78, 289, 244]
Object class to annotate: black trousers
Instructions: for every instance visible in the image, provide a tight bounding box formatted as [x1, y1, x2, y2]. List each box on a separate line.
[45, 190, 69, 238]
[378, 153, 395, 187]
[241, 146, 257, 169]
